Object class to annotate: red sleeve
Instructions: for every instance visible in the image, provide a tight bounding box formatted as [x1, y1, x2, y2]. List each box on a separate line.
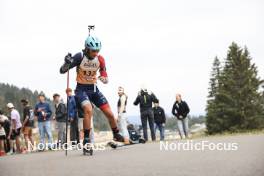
[98, 55, 108, 77]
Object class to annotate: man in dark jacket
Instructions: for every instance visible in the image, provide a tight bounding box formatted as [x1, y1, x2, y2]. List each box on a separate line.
[134, 87, 158, 141]
[172, 94, 190, 139]
[153, 100, 166, 141]
[53, 93, 67, 145]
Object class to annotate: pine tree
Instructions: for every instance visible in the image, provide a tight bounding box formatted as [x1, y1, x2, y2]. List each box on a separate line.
[206, 42, 264, 134]
[206, 57, 224, 134]
[208, 57, 221, 98]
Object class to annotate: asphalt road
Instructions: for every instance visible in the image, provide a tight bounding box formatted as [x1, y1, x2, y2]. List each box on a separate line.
[0, 134, 264, 176]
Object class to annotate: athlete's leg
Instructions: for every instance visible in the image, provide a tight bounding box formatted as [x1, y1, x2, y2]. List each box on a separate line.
[92, 87, 124, 142]
[91, 87, 117, 128]
[100, 105, 118, 129]
[75, 88, 93, 142]
[100, 106, 124, 142]
[82, 103, 93, 132]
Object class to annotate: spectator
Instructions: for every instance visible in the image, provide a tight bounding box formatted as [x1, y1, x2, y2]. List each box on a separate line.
[7, 103, 22, 154]
[172, 94, 190, 139]
[66, 88, 79, 144]
[53, 93, 67, 145]
[21, 99, 35, 152]
[153, 100, 166, 141]
[34, 93, 53, 150]
[77, 109, 84, 142]
[0, 114, 6, 156]
[117, 86, 130, 144]
[0, 110, 11, 153]
[134, 86, 158, 141]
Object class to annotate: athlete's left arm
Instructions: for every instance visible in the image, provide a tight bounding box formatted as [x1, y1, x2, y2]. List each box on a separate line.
[98, 55, 109, 84]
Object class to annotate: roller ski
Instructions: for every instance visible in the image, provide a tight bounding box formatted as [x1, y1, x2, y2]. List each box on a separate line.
[107, 139, 145, 149]
[107, 131, 127, 149]
[107, 132, 137, 149]
[108, 127, 146, 149]
[83, 138, 93, 156]
[107, 140, 135, 149]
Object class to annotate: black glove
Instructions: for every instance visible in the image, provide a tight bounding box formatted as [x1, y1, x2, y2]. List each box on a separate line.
[64, 53, 73, 64]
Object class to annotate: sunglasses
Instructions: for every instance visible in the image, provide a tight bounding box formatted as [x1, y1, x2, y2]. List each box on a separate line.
[91, 49, 99, 53]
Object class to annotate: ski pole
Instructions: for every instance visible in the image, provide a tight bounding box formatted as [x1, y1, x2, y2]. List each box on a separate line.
[65, 70, 70, 156]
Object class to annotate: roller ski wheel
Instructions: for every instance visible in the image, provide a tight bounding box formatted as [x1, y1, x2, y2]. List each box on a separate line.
[83, 147, 93, 156]
[107, 142, 118, 149]
[83, 138, 93, 156]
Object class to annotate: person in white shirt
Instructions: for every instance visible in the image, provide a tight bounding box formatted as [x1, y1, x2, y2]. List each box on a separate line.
[117, 87, 130, 144]
[7, 103, 22, 154]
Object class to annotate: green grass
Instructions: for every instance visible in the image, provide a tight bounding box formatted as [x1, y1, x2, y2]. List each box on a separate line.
[189, 128, 264, 140]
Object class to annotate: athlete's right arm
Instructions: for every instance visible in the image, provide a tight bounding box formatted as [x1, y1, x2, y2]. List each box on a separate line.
[60, 52, 82, 74]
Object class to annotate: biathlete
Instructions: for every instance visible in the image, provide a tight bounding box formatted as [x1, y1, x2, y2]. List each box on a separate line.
[60, 35, 124, 154]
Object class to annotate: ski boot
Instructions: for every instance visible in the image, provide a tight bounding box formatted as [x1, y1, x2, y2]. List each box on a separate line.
[113, 133, 125, 143]
[83, 138, 93, 156]
[107, 133, 125, 149]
